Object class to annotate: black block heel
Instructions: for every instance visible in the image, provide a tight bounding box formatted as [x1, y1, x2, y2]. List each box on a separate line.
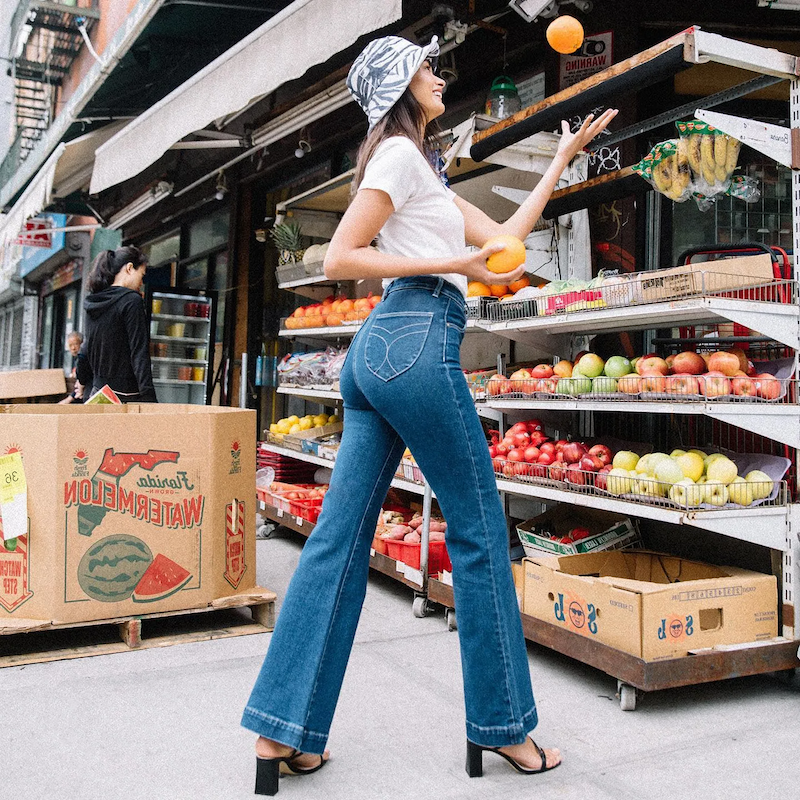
[466, 739, 483, 778]
[255, 757, 280, 796]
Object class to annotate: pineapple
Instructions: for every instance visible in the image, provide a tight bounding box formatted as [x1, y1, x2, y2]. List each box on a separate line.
[270, 222, 305, 265]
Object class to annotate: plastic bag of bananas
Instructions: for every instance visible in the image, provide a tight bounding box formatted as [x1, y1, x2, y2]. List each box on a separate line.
[676, 119, 741, 198]
[633, 139, 694, 203]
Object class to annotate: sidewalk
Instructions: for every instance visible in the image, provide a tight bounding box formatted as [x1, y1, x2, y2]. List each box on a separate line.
[4, 527, 799, 800]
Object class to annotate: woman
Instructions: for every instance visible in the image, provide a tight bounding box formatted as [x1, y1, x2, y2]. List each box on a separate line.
[78, 245, 157, 403]
[242, 35, 616, 795]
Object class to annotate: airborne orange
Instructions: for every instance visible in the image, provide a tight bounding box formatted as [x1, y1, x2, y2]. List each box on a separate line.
[546, 15, 584, 55]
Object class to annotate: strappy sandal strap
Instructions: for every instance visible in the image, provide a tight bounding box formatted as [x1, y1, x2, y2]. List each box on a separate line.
[283, 752, 326, 776]
[529, 739, 559, 773]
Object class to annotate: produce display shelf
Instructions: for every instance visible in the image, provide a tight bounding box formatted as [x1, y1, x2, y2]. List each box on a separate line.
[153, 378, 205, 386]
[258, 501, 429, 590]
[482, 398, 800, 451]
[152, 357, 208, 365]
[426, 576, 799, 706]
[484, 296, 800, 352]
[279, 320, 482, 339]
[259, 443, 429, 496]
[277, 386, 342, 402]
[494, 477, 790, 551]
[278, 274, 335, 290]
[152, 313, 210, 323]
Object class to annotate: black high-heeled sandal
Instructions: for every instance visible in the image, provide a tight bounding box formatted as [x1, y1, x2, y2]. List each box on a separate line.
[465, 737, 561, 778]
[255, 749, 327, 795]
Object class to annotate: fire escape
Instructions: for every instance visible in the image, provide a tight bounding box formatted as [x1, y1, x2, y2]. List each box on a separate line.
[2, 1, 100, 190]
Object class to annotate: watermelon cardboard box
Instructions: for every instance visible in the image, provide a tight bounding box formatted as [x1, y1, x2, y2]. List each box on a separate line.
[0, 404, 256, 625]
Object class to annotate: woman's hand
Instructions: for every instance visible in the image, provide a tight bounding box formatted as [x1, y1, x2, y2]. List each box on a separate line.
[458, 242, 526, 287]
[556, 108, 619, 163]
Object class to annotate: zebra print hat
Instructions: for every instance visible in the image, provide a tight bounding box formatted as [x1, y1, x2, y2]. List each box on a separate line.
[347, 35, 440, 130]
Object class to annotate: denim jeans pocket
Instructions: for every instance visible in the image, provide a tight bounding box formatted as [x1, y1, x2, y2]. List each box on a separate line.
[365, 312, 434, 382]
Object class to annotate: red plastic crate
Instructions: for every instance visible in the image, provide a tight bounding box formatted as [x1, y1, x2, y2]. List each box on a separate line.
[385, 539, 452, 574]
[289, 497, 323, 523]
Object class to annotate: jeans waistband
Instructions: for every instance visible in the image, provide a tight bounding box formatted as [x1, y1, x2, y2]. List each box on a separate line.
[384, 275, 466, 308]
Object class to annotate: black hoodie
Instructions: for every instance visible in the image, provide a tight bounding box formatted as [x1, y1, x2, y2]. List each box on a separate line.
[79, 286, 157, 402]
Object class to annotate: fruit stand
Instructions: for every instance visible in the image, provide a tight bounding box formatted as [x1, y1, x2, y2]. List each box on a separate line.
[260, 26, 800, 708]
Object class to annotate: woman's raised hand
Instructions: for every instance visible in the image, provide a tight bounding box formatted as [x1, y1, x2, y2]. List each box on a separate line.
[556, 108, 618, 163]
[459, 242, 526, 287]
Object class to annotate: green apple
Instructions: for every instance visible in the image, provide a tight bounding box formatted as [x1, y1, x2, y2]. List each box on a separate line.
[701, 479, 729, 506]
[745, 470, 774, 500]
[654, 458, 684, 485]
[703, 452, 727, 472]
[604, 355, 632, 378]
[606, 468, 633, 495]
[669, 448, 686, 458]
[706, 456, 738, 486]
[612, 450, 639, 471]
[688, 448, 708, 460]
[634, 454, 652, 474]
[576, 353, 605, 378]
[592, 376, 618, 393]
[675, 452, 704, 482]
[635, 476, 664, 497]
[727, 477, 754, 506]
[669, 478, 702, 507]
[647, 453, 672, 477]
[557, 376, 593, 395]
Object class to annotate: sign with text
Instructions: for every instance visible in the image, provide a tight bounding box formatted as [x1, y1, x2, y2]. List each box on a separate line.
[14, 218, 53, 249]
[559, 31, 613, 91]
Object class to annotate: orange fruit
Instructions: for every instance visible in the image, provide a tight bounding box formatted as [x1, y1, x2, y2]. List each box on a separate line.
[546, 15, 584, 54]
[489, 283, 509, 297]
[508, 275, 531, 293]
[484, 234, 526, 274]
[467, 281, 492, 297]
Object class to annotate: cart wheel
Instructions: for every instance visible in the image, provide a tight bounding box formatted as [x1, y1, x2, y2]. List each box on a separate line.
[775, 668, 800, 690]
[412, 595, 430, 618]
[618, 682, 638, 711]
[446, 608, 458, 632]
[255, 523, 273, 540]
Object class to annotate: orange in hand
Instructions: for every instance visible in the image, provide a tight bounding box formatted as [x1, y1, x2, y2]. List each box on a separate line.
[483, 234, 526, 274]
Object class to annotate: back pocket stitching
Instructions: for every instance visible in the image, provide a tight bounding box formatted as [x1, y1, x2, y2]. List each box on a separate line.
[365, 312, 433, 382]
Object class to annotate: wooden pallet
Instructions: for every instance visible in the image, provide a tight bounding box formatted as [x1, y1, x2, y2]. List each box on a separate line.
[0, 587, 276, 668]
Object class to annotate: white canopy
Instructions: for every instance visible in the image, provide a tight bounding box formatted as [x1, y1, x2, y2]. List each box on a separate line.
[90, 0, 402, 195]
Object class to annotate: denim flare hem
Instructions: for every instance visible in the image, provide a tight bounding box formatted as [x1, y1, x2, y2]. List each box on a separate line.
[465, 705, 538, 748]
[241, 707, 329, 755]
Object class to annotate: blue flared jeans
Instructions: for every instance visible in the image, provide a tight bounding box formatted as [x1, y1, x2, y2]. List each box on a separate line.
[242, 276, 537, 752]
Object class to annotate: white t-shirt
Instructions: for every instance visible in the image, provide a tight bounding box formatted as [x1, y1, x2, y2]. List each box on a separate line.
[359, 136, 468, 297]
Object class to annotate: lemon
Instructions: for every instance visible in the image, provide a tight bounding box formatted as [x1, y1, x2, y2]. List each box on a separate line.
[276, 420, 292, 434]
[287, 415, 300, 425]
[299, 418, 314, 431]
[328, 413, 339, 424]
[289, 423, 301, 434]
[269, 423, 278, 433]
[313, 414, 329, 427]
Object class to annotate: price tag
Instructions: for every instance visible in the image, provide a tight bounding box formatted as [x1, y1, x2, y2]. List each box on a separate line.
[276, 507, 284, 517]
[295, 516, 304, 526]
[0, 452, 27, 541]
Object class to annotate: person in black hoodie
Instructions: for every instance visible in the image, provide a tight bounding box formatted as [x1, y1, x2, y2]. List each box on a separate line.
[78, 245, 157, 403]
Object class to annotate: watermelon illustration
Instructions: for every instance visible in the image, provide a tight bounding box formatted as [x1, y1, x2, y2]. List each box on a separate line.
[132, 554, 192, 603]
[77, 535, 153, 602]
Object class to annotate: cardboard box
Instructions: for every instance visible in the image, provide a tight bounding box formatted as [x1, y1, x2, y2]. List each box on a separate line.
[0, 368, 66, 400]
[516, 506, 641, 556]
[638, 254, 773, 304]
[0, 404, 256, 625]
[523, 550, 778, 661]
[511, 562, 524, 609]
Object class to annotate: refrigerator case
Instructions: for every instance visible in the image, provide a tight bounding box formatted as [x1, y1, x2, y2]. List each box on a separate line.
[146, 289, 217, 404]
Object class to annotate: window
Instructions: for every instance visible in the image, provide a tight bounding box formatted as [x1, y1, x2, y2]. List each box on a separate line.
[0, 298, 27, 370]
[187, 208, 229, 257]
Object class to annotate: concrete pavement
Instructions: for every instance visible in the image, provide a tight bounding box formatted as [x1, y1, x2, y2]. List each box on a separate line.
[3, 527, 799, 800]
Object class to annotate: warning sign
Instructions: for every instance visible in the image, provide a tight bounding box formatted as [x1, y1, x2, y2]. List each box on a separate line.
[559, 31, 613, 91]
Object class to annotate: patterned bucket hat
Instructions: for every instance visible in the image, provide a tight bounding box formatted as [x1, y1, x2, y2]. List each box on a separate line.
[347, 35, 440, 130]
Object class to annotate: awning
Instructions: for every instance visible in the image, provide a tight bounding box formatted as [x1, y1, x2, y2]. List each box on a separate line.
[0, 122, 127, 247]
[90, 0, 402, 195]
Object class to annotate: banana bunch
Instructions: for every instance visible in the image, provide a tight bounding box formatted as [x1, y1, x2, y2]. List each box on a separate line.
[646, 140, 692, 202]
[686, 132, 740, 189]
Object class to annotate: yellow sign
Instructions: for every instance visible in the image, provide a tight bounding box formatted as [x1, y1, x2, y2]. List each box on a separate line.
[0, 452, 27, 541]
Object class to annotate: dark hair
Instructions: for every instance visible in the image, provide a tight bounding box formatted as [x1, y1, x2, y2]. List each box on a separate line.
[351, 88, 444, 195]
[87, 246, 147, 293]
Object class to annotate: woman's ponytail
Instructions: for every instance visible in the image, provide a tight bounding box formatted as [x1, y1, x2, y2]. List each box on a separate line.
[87, 245, 147, 293]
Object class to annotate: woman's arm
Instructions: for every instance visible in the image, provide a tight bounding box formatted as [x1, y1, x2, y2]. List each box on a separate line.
[324, 188, 525, 286]
[455, 109, 618, 247]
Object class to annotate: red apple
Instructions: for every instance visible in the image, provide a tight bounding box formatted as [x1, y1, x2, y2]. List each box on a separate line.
[508, 422, 529, 435]
[618, 374, 642, 394]
[732, 375, 757, 397]
[524, 418, 544, 432]
[565, 463, 587, 485]
[492, 457, 507, 472]
[665, 374, 700, 396]
[495, 442, 510, 456]
[536, 451, 555, 465]
[502, 461, 517, 478]
[588, 444, 612, 465]
[636, 356, 669, 376]
[523, 446, 541, 463]
[562, 441, 587, 464]
[531, 363, 554, 379]
[746, 360, 757, 377]
[548, 462, 566, 481]
[511, 432, 530, 448]
[700, 371, 731, 398]
[595, 465, 613, 491]
[488, 444, 498, 458]
[665, 354, 676, 371]
[507, 448, 525, 462]
[640, 370, 667, 393]
[579, 454, 603, 472]
[707, 351, 741, 377]
[539, 442, 556, 456]
[755, 373, 781, 400]
[554, 439, 568, 453]
[671, 351, 706, 375]
[487, 374, 512, 396]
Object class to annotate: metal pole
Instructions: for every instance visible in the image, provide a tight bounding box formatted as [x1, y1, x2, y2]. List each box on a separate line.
[240, 352, 247, 408]
[420, 481, 432, 592]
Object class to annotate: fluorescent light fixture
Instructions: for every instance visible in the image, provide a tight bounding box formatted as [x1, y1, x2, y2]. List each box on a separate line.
[108, 181, 173, 230]
[758, 1, 800, 8]
[508, 0, 559, 22]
